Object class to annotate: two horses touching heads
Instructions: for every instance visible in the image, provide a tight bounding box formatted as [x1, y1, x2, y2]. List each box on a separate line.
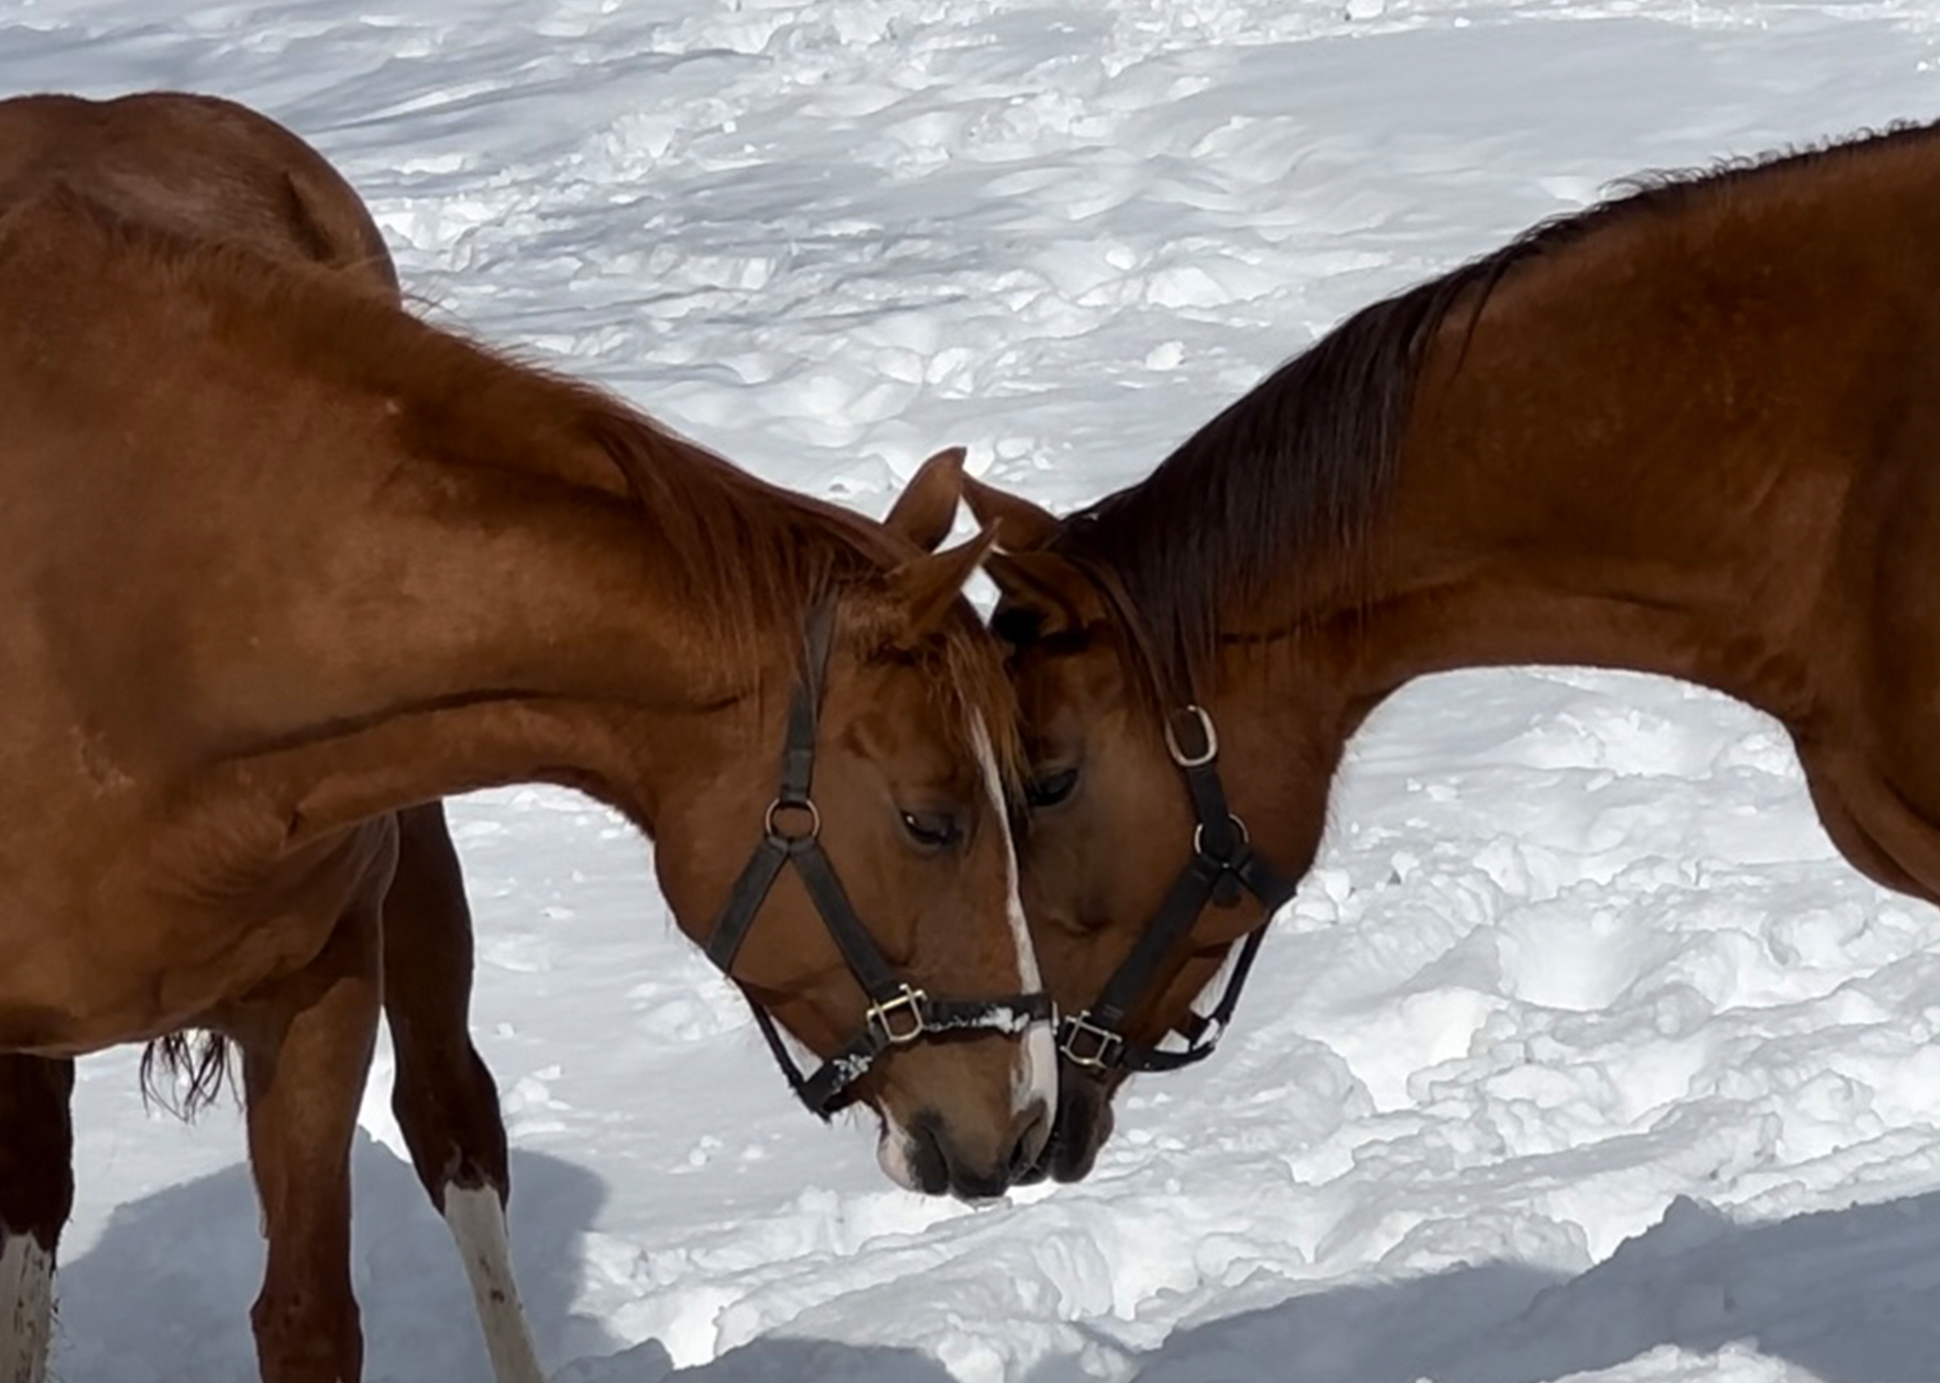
[16, 85, 1940, 1383]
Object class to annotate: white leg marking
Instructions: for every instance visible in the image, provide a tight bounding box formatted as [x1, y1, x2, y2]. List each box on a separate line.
[972, 716, 1058, 1117]
[442, 1184, 546, 1383]
[0, 1232, 53, 1383]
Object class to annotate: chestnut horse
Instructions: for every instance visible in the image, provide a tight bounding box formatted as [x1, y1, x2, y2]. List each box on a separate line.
[951, 120, 1940, 1182]
[0, 89, 548, 1383]
[0, 91, 1053, 1383]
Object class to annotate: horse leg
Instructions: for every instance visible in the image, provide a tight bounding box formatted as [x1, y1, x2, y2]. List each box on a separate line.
[226, 894, 382, 1383]
[382, 802, 541, 1383]
[0, 1056, 72, 1383]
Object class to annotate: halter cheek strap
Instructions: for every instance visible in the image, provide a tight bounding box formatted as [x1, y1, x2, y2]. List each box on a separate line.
[1057, 704, 1294, 1075]
[702, 601, 1054, 1119]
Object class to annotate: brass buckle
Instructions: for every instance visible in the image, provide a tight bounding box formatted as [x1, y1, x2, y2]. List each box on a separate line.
[867, 986, 929, 1044]
[1058, 1011, 1125, 1070]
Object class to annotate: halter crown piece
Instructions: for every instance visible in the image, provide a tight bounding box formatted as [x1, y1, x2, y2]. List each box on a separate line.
[702, 600, 1055, 1118]
[1056, 704, 1296, 1075]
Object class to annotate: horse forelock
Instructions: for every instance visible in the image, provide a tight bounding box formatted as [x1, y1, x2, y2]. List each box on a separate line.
[931, 605, 1027, 798]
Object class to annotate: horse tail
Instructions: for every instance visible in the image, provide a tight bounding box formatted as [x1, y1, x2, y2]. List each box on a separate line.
[139, 1031, 234, 1119]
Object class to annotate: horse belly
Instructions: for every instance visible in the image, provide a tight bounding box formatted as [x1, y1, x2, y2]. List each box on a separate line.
[0, 819, 397, 1055]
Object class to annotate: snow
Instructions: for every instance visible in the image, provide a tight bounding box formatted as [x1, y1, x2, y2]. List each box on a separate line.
[8, 0, 1940, 1379]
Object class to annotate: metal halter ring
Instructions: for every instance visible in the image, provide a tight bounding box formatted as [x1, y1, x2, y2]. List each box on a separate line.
[1058, 1011, 1126, 1070]
[867, 985, 929, 1044]
[1164, 705, 1220, 768]
[1193, 814, 1249, 857]
[763, 797, 822, 844]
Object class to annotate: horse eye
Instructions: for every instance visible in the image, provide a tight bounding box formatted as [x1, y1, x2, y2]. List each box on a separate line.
[1026, 766, 1079, 809]
[900, 809, 962, 850]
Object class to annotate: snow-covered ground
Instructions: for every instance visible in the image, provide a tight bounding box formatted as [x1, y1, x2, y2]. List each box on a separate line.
[10, 0, 1940, 1379]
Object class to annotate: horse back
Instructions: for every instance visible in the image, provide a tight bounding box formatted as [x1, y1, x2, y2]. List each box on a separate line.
[0, 91, 397, 294]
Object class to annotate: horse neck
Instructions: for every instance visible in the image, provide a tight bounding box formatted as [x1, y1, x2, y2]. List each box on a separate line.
[1146, 148, 1937, 893]
[247, 437, 842, 830]
[67, 355, 825, 854]
[1242, 209, 1868, 747]
[3, 198, 865, 942]
[1195, 345, 1838, 888]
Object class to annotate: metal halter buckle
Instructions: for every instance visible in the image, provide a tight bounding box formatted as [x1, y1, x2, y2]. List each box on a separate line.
[867, 985, 929, 1044]
[763, 797, 822, 843]
[1058, 1011, 1125, 1070]
[1164, 704, 1219, 767]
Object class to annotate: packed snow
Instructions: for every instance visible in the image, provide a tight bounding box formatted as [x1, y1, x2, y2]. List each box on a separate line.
[8, 0, 1940, 1379]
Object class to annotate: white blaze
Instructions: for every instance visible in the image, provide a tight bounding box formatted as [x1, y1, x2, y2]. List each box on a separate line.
[972, 715, 1058, 1118]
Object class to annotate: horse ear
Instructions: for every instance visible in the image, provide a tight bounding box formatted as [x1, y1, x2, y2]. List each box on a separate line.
[883, 447, 966, 552]
[879, 520, 1001, 647]
[962, 474, 1060, 552]
[986, 548, 1106, 639]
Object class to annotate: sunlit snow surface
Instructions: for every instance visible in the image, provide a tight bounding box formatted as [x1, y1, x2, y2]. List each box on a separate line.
[11, 0, 1940, 1378]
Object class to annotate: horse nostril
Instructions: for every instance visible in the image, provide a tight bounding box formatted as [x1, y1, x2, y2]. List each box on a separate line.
[1006, 1099, 1051, 1183]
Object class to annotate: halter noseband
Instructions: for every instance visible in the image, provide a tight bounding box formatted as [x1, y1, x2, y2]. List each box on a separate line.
[703, 601, 1054, 1119]
[1056, 704, 1295, 1075]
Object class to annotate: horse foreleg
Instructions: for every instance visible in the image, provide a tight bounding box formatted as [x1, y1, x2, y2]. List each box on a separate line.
[226, 896, 381, 1383]
[0, 1056, 71, 1383]
[382, 802, 541, 1383]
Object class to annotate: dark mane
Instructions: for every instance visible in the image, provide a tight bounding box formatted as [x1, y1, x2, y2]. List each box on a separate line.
[1050, 117, 1940, 699]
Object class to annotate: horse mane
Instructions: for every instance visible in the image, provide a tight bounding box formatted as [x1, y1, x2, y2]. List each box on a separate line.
[28, 192, 875, 630]
[1049, 117, 1940, 702]
[373, 320, 1026, 781]
[8, 187, 1025, 778]
[144, 218, 910, 655]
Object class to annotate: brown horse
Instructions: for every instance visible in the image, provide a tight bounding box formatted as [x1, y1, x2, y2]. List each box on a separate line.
[0, 91, 1052, 1383]
[0, 90, 567, 1383]
[943, 120, 1940, 1183]
[0, 89, 537, 1383]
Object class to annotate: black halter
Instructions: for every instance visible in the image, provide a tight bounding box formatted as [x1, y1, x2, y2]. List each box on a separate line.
[1056, 705, 1296, 1075]
[703, 601, 1055, 1119]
